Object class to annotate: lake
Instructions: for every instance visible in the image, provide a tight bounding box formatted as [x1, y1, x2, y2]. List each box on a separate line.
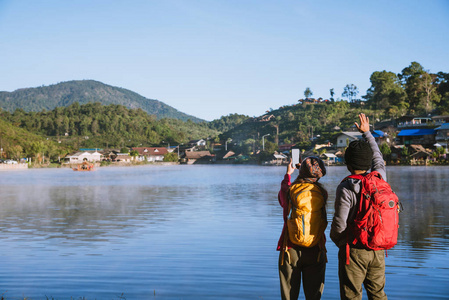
[0, 165, 448, 299]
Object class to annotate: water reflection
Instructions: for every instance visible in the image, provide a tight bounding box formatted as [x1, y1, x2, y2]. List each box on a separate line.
[0, 165, 448, 299]
[387, 167, 449, 260]
[0, 185, 190, 244]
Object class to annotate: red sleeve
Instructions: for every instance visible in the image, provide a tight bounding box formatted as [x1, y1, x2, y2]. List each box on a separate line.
[278, 174, 291, 209]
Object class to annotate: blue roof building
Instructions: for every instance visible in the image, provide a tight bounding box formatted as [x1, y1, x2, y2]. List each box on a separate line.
[372, 130, 386, 138]
[397, 128, 436, 146]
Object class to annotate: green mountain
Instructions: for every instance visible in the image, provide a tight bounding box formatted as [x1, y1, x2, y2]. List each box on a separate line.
[0, 80, 204, 122]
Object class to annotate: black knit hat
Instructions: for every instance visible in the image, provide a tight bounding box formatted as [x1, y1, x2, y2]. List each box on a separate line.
[345, 140, 373, 171]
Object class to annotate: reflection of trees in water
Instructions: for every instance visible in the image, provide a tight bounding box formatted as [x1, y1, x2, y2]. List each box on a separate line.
[388, 167, 449, 257]
[0, 185, 186, 243]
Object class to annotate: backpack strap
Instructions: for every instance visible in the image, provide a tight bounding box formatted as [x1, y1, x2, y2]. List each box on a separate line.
[281, 187, 293, 266]
[346, 242, 350, 265]
[342, 173, 366, 265]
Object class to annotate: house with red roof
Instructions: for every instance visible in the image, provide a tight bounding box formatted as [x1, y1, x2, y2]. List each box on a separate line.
[131, 147, 168, 162]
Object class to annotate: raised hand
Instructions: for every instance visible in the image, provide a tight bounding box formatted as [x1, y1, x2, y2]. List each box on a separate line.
[355, 113, 370, 133]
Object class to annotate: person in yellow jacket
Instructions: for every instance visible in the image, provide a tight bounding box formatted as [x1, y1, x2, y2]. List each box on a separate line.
[277, 156, 328, 300]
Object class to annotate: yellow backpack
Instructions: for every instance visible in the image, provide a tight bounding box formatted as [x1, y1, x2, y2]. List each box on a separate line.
[287, 182, 327, 247]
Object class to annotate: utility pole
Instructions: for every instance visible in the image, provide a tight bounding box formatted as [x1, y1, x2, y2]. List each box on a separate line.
[262, 134, 270, 151]
[225, 138, 232, 151]
[272, 124, 279, 145]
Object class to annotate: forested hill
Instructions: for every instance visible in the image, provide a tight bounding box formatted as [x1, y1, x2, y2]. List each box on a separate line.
[0, 117, 67, 161]
[0, 80, 204, 123]
[0, 102, 219, 150]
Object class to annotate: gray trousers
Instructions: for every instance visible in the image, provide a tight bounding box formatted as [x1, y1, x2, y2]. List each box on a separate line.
[338, 247, 387, 300]
[279, 246, 326, 300]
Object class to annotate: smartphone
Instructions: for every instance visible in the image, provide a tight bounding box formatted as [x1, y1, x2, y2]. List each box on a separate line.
[291, 148, 300, 167]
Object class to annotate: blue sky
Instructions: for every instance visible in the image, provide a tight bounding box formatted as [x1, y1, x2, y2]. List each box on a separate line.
[1, 0, 448, 121]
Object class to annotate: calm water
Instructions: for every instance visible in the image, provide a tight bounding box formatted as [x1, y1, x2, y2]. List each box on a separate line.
[0, 165, 448, 299]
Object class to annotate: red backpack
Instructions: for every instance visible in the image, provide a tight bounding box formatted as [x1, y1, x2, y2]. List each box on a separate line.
[344, 171, 400, 254]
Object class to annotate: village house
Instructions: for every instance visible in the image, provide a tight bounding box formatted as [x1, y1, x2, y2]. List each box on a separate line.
[279, 143, 296, 153]
[335, 132, 363, 148]
[372, 130, 389, 144]
[222, 150, 236, 160]
[397, 116, 432, 128]
[131, 147, 168, 162]
[320, 152, 339, 165]
[213, 143, 223, 152]
[65, 150, 103, 163]
[432, 116, 449, 126]
[336, 130, 388, 149]
[188, 139, 207, 147]
[264, 152, 288, 166]
[102, 150, 119, 161]
[407, 145, 433, 163]
[390, 145, 405, 161]
[183, 150, 214, 164]
[435, 123, 449, 148]
[115, 153, 132, 162]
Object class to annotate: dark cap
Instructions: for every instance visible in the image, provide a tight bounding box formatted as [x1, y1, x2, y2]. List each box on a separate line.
[344, 140, 373, 171]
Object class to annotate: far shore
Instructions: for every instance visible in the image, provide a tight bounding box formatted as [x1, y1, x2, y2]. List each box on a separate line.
[1, 159, 449, 171]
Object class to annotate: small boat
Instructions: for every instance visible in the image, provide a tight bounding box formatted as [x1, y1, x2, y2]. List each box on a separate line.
[73, 161, 95, 171]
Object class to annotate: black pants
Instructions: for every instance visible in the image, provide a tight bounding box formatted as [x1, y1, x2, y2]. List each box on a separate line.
[279, 246, 326, 300]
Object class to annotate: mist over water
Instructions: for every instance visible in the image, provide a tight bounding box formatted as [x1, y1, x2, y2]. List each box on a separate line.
[0, 165, 448, 299]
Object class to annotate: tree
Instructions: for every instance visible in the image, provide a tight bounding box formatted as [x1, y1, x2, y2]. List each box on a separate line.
[398, 62, 441, 114]
[29, 141, 46, 163]
[91, 119, 99, 135]
[304, 87, 313, 99]
[436, 72, 449, 114]
[342, 84, 359, 102]
[163, 152, 178, 162]
[364, 71, 407, 115]
[272, 116, 281, 145]
[420, 72, 441, 114]
[7, 145, 23, 161]
[399, 61, 424, 85]
[401, 147, 409, 162]
[330, 88, 335, 101]
[403, 70, 440, 114]
[242, 138, 256, 155]
[379, 143, 391, 160]
[263, 140, 278, 154]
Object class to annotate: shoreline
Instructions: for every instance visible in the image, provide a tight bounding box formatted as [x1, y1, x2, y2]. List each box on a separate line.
[5, 161, 448, 170]
[0, 163, 28, 171]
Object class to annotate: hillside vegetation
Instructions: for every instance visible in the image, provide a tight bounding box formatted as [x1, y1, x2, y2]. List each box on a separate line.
[0, 80, 204, 122]
[220, 101, 364, 151]
[0, 117, 67, 162]
[1, 103, 218, 151]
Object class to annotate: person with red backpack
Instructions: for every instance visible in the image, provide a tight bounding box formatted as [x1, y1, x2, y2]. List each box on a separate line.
[277, 156, 328, 300]
[331, 113, 399, 300]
